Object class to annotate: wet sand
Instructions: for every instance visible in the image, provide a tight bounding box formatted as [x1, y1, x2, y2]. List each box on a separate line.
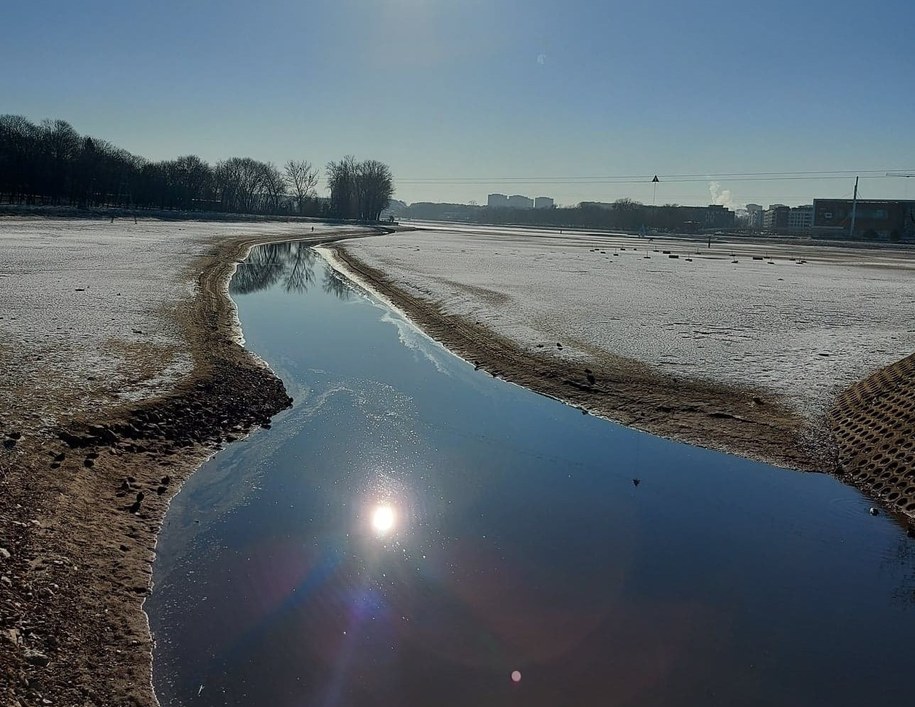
[0, 221, 377, 706]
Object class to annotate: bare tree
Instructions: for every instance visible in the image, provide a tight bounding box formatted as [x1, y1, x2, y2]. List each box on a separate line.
[356, 159, 394, 221]
[260, 161, 287, 213]
[284, 160, 319, 215]
[326, 155, 359, 218]
[326, 156, 393, 221]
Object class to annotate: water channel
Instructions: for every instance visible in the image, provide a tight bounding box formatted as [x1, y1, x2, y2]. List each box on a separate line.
[148, 241, 915, 706]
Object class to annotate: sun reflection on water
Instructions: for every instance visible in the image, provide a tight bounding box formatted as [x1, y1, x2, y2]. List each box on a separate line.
[371, 504, 397, 535]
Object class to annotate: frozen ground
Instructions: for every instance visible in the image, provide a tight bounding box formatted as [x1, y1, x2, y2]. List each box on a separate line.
[0, 218, 342, 432]
[342, 224, 915, 420]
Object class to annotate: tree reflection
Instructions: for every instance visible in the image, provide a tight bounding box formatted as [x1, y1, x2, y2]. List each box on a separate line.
[230, 242, 350, 299]
[322, 269, 352, 300]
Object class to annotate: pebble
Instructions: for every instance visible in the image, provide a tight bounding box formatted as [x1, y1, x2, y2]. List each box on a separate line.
[23, 647, 50, 666]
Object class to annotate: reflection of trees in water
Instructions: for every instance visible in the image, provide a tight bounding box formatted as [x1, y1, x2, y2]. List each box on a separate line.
[230, 243, 285, 294]
[322, 269, 352, 300]
[229, 242, 349, 297]
[281, 242, 317, 293]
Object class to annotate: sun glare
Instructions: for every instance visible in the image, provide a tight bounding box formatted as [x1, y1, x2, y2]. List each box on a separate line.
[371, 504, 397, 535]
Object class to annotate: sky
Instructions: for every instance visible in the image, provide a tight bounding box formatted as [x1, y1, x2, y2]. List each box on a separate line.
[2, 0, 914, 207]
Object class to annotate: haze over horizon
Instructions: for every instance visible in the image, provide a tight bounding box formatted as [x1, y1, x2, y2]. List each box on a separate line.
[3, 0, 914, 208]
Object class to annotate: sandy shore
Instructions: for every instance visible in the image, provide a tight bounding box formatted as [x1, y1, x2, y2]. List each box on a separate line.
[0, 219, 378, 706]
[330, 229, 915, 527]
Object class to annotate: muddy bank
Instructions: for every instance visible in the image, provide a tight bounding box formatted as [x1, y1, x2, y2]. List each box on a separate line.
[0, 226, 375, 706]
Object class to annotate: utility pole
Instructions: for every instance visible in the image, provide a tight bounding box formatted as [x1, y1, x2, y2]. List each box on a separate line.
[849, 176, 859, 238]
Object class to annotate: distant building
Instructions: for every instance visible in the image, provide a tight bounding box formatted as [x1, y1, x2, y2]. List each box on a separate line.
[764, 204, 789, 231]
[487, 193, 509, 208]
[813, 199, 915, 240]
[507, 194, 534, 209]
[534, 196, 554, 209]
[746, 203, 764, 229]
[787, 205, 813, 231]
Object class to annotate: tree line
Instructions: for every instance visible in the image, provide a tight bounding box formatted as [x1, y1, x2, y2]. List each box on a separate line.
[0, 115, 393, 220]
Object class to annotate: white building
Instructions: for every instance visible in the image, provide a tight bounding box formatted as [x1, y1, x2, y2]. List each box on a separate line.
[534, 196, 554, 209]
[745, 203, 764, 229]
[787, 205, 814, 231]
[508, 194, 534, 209]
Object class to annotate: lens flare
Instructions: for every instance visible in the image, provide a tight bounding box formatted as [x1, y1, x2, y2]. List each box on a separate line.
[371, 505, 396, 535]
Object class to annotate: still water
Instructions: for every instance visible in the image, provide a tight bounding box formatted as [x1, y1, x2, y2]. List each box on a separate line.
[149, 242, 915, 706]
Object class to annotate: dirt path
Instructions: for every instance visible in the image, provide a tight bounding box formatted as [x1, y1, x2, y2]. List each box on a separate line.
[331, 245, 915, 529]
[0, 226, 377, 707]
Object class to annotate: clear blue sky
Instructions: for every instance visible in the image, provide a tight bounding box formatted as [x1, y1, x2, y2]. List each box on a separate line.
[3, 0, 914, 207]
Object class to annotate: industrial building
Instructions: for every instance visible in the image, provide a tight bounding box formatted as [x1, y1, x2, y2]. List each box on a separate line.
[813, 199, 915, 240]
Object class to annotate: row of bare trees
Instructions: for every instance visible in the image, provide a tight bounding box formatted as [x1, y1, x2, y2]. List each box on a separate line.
[0, 115, 391, 220]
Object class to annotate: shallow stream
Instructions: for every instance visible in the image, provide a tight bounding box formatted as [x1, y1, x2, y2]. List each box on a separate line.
[148, 242, 915, 706]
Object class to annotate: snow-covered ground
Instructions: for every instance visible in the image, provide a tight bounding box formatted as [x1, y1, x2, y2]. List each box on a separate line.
[342, 224, 915, 420]
[0, 218, 341, 431]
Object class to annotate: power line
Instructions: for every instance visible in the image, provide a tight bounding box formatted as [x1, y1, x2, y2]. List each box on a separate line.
[393, 169, 915, 185]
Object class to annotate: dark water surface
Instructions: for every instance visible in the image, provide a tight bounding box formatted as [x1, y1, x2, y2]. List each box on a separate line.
[149, 242, 915, 706]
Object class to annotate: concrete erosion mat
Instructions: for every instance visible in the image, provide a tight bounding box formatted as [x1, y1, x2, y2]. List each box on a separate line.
[1, 218, 914, 706]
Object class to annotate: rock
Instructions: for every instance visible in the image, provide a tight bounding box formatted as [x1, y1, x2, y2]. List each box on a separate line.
[0, 575, 10, 586]
[87, 425, 118, 445]
[6, 431, 22, 440]
[2, 439, 15, 450]
[57, 431, 96, 449]
[161, 475, 171, 485]
[53, 452, 65, 462]
[83, 458, 94, 469]
[23, 648, 50, 666]
[632, 479, 640, 487]
[0, 547, 10, 559]
[869, 507, 879, 516]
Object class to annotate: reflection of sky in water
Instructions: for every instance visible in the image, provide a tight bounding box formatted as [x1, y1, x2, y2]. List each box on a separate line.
[149, 245, 915, 707]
